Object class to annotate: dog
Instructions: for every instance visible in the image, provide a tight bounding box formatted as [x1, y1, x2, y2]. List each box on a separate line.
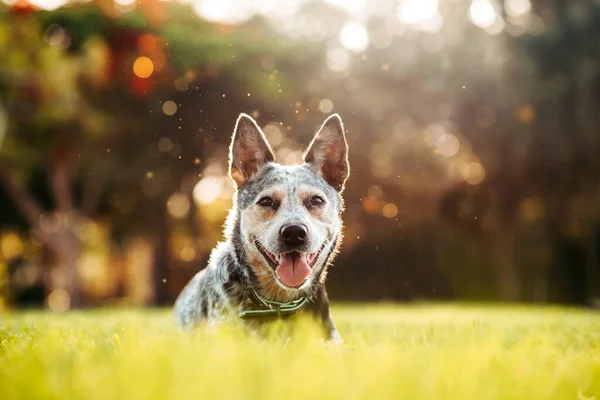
[174, 113, 349, 342]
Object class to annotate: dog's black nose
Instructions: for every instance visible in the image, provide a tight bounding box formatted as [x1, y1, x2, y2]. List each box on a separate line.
[280, 224, 307, 246]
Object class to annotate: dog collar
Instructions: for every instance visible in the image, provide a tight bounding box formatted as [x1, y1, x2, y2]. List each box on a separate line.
[239, 287, 309, 320]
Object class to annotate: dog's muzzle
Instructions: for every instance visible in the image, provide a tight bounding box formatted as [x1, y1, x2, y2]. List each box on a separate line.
[256, 241, 326, 288]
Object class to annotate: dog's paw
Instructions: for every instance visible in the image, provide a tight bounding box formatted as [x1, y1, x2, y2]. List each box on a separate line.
[320, 332, 343, 348]
[329, 330, 343, 345]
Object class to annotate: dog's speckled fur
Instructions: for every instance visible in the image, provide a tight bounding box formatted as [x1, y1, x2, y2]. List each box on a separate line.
[174, 113, 349, 341]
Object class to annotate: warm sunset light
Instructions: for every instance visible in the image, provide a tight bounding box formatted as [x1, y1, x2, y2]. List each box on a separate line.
[463, 162, 486, 185]
[3, 2, 599, 398]
[340, 22, 369, 52]
[397, 0, 439, 25]
[469, 0, 497, 28]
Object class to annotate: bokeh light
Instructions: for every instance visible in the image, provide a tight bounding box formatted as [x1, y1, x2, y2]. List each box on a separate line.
[368, 185, 383, 200]
[179, 246, 196, 262]
[193, 177, 224, 205]
[285, 151, 304, 166]
[158, 137, 173, 152]
[1, 232, 23, 260]
[319, 98, 334, 113]
[436, 133, 460, 157]
[505, 0, 532, 18]
[382, 203, 399, 219]
[423, 124, 445, 146]
[469, 0, 497, 29]
[174, 77, 190, 92]
[193, 0, 254, 23]
[420, 12, 444, 33]
[463, 162, 486, 185]
[340, 22, 369, 52]
[2, 0, 597, 313]
[167, 193, 191, 219]
[323, 0, 365, 16]
[326, 48, 350, 72]
[47, 289, 71, 312]
[517, 104, 536, 124]
[263, 124, 283, 147]
[43, 24, 71, 49]
[29, 0, 68, 10]
[133, 56, 154, 78]
[162, 101, 178, 116]
[397, 0, 439, 25]
[519, 196, 545, 221]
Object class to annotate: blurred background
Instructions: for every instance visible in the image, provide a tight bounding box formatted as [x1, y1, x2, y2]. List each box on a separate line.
[1, 0, 599, 311]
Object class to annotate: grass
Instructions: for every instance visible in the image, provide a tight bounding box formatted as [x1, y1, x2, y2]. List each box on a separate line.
[1, 304, 600, 400]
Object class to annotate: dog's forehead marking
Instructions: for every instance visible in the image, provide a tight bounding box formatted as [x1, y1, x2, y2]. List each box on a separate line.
[237, 163, 340, 209]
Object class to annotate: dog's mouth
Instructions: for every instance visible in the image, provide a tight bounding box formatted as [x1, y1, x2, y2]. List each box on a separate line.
[256, 242, 322, 288]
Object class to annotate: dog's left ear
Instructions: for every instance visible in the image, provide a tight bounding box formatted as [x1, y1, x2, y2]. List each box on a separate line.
[304, 114, 350, 192]
[229, 113, 275, 188]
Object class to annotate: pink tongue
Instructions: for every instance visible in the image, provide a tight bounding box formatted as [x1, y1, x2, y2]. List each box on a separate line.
[275, 253, 311, 287]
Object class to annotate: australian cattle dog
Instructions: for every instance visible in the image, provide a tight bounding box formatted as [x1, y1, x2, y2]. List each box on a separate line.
[174, 113, 350, 342]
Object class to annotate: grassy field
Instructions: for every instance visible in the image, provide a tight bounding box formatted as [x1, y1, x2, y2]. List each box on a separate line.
[1, 304, 600, 400]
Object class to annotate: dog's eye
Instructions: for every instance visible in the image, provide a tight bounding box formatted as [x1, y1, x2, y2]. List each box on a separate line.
[257, 197, 274, 207]
[310, 196, 325, 206]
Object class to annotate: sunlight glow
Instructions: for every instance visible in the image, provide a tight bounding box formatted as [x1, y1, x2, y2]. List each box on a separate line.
[397, 0, 439, 25]
[340, 22, 370, 52]
[436, 134, 460, 157]
[463, 162, 486, 185]
[319, 98, 334, 113]
[423, 124, 445, 146]
[115, 0, 135, 6]
[193, 0, 253, 23]
[486, 16, 506, 35]
[323, 0, 365, 16]
[254, 0, 279, 15]
[193, 177, 223, 205]
[179, 246, 197, 262]
[263, 124, 283, 147]
[469, 0, 497, 29]
[505, 0, 531, 18]
[326, 48, 350, 72]
[167, 193, 191, 219]
[28, 0, 68, 10]
[420, 12, 444, 33]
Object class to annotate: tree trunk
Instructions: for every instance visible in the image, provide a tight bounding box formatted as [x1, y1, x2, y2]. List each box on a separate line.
[150, 206, 170, 306]
[61, 230, 82, 308]
[492, 233, 520, 301]
[586, 222, 599, 302]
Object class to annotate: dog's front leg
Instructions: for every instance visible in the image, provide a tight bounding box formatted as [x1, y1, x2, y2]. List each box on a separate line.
[309, 285, 343, 344]
[324, 314, 343, 344]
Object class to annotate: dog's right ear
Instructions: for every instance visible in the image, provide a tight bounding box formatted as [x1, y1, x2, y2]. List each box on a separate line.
[228, 113, 275, 188]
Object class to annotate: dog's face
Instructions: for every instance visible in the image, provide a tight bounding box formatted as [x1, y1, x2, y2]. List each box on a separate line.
[228, 114, 349, 300]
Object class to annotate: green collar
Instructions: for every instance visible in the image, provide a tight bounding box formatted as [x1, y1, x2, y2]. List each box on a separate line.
[239, 287, 309, 320]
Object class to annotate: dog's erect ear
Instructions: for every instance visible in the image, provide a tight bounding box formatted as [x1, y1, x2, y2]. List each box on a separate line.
[303, 114, 349, 192]
[229, 113, 275, 187]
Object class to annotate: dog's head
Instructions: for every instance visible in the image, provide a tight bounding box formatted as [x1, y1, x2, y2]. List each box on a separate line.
[227, 113, 349, 300]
